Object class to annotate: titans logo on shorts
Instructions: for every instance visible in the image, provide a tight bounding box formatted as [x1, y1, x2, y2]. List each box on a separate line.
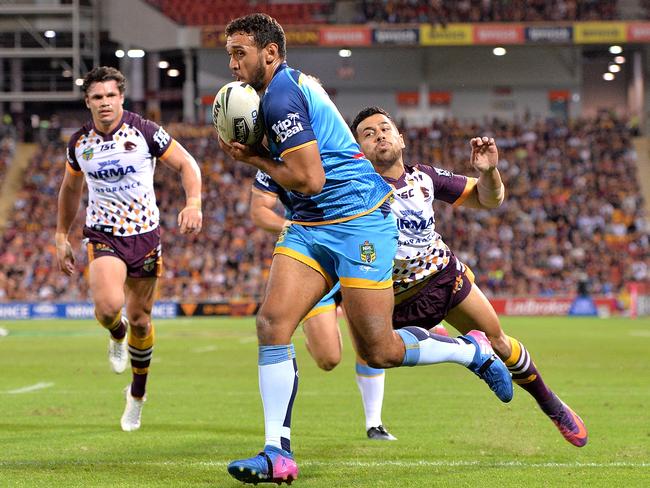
[274, 205, 398, 290]
[261, 63, 391, 224]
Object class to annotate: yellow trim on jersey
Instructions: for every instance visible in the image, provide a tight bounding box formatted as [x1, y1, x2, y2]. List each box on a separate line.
[453, 177, 477, 207]
[291, 191, 393, 227]
[505, 336, 522, 367]
[279, 139, 318, 159]
[340, 276, 393, 290]
[66, 163, 83, 176]
[251, 186, 279, 197]
[302, 303, 336, 323]
[274, 246, 334, 289]
[158, 138, 178, 160]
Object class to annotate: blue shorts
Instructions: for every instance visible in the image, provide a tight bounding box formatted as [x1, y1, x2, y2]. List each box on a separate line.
[302, 282, 341, 322]
[274, 206, 398, 293]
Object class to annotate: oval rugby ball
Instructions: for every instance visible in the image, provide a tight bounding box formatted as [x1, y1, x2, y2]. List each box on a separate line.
[212, 81, 264, 145]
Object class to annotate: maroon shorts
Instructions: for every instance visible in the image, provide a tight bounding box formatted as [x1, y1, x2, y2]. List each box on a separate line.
[83, 226, 163, 278]
[392, 253, 473, 329]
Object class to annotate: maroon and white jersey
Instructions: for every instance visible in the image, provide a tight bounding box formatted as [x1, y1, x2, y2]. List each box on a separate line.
[383, 164, 476, 292]
[66, 111, 174, 237]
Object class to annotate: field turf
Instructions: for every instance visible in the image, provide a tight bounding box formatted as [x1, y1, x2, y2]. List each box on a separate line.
[1, 316, 649, 487]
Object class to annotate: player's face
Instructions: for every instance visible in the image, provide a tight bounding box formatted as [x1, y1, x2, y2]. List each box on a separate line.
[84, 80, 124, 132]
[355, 113, 405, 169]
[226, 32, 268, 91]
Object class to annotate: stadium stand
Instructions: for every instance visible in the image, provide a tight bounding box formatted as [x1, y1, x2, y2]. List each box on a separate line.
[356, 0, 620, 24]
[144, 0, 333, 26]
[1, 114, 647, 303]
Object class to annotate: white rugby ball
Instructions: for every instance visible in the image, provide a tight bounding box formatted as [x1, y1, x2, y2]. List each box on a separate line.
[212, 81, 264, 145]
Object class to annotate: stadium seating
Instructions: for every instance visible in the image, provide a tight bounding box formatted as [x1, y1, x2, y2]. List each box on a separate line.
[145, 0, 331, 26]
[356, 0, 619, 24]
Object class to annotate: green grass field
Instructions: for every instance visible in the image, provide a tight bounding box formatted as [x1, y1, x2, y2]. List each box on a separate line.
[1, 316, 649, 487]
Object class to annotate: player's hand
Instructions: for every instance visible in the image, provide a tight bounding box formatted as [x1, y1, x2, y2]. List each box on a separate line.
[470, 136, 498, 173]
[218, 136, 259, 165]
[55, 238, 76, 276]
[178, 206, 203, 235]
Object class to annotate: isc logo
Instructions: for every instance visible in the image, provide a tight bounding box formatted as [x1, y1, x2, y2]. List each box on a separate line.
[99, 142, 116, 151]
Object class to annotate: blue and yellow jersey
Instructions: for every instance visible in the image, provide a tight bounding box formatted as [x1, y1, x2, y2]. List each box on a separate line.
[262, 63, 391, 225]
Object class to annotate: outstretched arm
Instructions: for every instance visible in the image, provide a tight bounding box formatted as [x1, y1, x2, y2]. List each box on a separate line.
[159, 141, 203, 234]
[460, 136, 504, 209]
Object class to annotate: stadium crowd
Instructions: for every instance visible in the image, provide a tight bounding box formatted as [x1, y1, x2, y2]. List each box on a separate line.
[357, 0, 619, 24]
[0, 114, 647, 302]
[0, 121, 16, 185]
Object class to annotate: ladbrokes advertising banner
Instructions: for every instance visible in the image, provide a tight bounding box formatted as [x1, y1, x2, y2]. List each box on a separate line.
[178, 301, 259, 317]
[490, 297, 617, 316]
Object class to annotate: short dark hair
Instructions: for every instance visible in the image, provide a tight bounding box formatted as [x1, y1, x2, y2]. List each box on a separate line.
[82, 66, 126, 95]
[350, 106, 393, 135]
[225, 13, 286, 58]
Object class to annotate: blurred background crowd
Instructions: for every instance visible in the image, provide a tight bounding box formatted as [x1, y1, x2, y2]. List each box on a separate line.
[1, 112, 646, 303]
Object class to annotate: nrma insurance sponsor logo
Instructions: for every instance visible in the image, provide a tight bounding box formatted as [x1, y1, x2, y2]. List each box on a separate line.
[87, 159, 135, 183]
[397, 209, 433, 231]
[272, 113, 303, 143]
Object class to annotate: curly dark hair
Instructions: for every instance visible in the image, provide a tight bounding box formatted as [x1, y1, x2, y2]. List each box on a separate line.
[350, 106, 393, 136]
[81, 66, 126, 95]
[225, 13, 286, 58]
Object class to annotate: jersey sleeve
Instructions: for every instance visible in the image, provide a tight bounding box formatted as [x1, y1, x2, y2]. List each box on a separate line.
[65, 137, 82, 174]
[252, 170, 281, 195]
[263, 75, 316, 158]
[418, 164, 473, 205]
[140, 119, 174, 158]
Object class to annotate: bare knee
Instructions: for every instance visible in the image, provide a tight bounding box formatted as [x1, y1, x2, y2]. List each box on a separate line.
[312, 350, 341, 371]
[359, 348, 401, 369]
[256, 311, 293, 344]
[128, 312, 152, 338]
[94, 299, 123, 327]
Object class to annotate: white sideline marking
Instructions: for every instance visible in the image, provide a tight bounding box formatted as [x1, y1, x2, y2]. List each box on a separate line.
[6, 382, 54, 394]
[629, 330, 650, 337]
[1, 460, 648, 469]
